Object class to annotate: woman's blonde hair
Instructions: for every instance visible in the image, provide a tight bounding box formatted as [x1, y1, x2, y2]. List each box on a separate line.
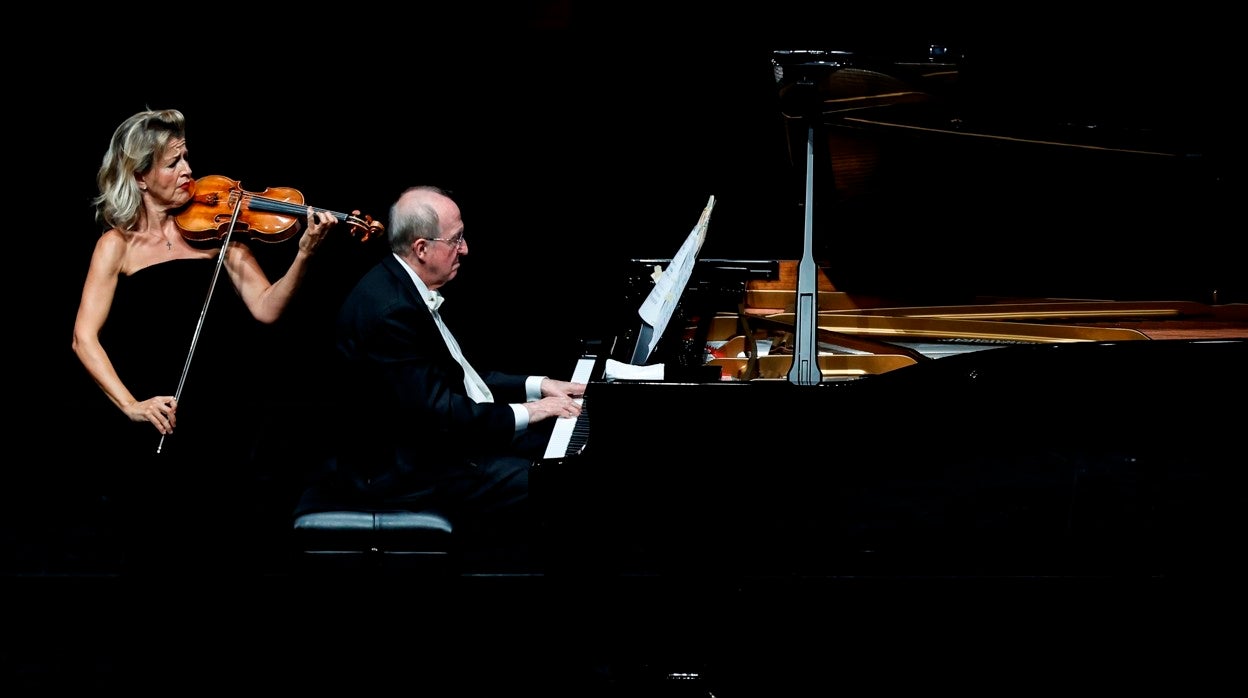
[93, 108, 186, 232]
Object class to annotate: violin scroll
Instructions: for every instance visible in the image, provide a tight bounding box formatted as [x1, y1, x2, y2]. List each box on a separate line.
[342, 212, 385, 243]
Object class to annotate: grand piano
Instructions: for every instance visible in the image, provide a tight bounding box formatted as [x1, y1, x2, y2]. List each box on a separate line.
[533, 46, 1248, 580]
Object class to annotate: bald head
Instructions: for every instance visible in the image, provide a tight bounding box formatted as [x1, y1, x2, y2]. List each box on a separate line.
[389, 185, 466, 290]
[388, 185, 457, 255]
[396, 186, 452, 217]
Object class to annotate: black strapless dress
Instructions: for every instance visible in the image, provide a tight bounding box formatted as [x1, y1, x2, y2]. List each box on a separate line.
[100, 258, 265, 576]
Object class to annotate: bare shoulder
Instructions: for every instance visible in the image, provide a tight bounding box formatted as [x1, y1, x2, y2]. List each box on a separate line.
[91, 229, 128, 268]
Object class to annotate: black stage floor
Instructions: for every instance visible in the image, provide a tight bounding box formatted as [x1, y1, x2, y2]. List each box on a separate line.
[6, 505, 1242, 694]
[9, 571, 1237, 694]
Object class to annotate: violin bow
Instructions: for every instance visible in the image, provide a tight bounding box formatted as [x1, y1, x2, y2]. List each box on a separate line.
[156, 195, 243, 454]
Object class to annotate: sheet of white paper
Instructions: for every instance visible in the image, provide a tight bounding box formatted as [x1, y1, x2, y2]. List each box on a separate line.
[603, 358, 666, 381]
[638, 195, 716, 357]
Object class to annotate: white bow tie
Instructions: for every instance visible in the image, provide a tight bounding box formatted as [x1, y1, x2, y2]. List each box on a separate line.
[426, 292, 444, 312]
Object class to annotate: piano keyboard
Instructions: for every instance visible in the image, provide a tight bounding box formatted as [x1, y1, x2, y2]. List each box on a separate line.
[542, 356, 597, 460]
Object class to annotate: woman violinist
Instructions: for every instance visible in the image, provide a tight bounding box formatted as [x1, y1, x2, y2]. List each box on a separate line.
[70, 108, 346, 577]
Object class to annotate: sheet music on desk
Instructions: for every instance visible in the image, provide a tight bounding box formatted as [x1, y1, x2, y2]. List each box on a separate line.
[542, 356, 598, 460]
[631, 195, 715, 365]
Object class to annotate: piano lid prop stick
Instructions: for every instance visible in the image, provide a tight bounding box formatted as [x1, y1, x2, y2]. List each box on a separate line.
[788, 127, 822, 386]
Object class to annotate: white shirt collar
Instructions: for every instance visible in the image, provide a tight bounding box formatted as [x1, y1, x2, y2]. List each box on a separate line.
[394, 253, 443, 311]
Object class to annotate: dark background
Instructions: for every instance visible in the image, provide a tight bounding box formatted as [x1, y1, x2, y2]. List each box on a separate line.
[16, 0, 1241, 557]
[7, 3, 1243, 690]
[39, 4, 1242, 390]
[9, 0, 1238, 562]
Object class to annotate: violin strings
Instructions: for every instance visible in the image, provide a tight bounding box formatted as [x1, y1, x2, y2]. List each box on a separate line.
[242, 192, 350, 220]
[239, 193, 374, 237]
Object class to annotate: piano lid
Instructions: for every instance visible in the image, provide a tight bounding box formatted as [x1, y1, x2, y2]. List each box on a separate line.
[772, 47, 961, 121]
[766, 44, 1239, 304]
[770, 39, 1228, 153]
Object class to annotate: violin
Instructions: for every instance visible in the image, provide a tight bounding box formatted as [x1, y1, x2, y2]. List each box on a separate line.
[174, 174, 384, 243]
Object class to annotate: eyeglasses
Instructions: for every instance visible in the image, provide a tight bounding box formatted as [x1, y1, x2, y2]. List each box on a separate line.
[428, 233, 466, 249]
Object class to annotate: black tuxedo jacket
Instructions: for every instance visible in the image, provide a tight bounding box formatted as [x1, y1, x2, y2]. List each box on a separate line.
[321, 253, 533, 509]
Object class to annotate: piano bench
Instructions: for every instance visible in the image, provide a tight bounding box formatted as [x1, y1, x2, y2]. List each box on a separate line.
[292, 510, 455, 573]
